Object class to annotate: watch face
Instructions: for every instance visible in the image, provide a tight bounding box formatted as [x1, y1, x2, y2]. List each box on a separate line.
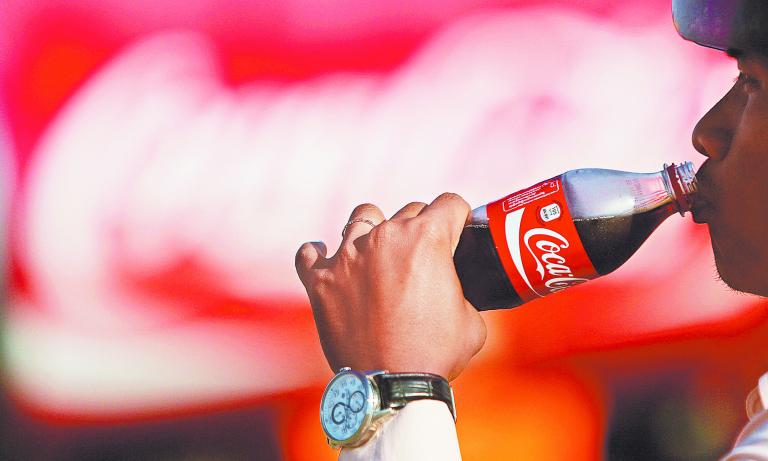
[320, 371, 371, 442]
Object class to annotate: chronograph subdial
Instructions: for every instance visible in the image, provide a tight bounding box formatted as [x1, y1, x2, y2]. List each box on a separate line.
[321, 370, 372, 443]
[320, 369, 400, 449]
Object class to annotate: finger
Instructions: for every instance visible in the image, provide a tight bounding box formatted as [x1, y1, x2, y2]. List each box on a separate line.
[340, 203, 385, 247]
[390, 201, 427, 220]
[418, 192, 471, 252]
[295, 241, 328, 282]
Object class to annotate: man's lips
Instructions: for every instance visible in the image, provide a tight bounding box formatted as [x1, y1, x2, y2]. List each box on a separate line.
[692, 165, 715, 224]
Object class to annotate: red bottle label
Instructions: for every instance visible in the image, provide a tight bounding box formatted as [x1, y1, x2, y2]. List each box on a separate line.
[486, 176, 597, 302]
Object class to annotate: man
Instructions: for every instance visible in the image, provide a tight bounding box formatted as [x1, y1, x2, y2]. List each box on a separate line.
[296, 0, 768, 459]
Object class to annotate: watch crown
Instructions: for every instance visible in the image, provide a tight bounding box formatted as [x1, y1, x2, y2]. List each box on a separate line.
[339, 367, 352, 373]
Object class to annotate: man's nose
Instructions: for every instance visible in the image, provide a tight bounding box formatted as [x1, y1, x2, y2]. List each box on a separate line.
[691, 91, 738, 161]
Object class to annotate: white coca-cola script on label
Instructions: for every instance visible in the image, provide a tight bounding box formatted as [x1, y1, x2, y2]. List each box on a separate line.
[488, 176, 597, 302]
[506, 210, 589, 297]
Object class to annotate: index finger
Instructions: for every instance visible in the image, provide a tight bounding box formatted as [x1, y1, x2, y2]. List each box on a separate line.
[418, 192, 472, 252]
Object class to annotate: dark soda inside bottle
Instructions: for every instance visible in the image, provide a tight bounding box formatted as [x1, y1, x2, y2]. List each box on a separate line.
[454, 162, 697, 311]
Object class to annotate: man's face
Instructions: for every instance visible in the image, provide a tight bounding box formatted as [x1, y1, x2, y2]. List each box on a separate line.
[692, 52, 768, 296]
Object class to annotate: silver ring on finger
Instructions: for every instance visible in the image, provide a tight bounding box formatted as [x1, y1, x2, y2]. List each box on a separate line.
[342, 218, 377, 237]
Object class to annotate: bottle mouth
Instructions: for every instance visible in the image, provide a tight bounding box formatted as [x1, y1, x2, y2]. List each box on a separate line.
[663, 161, 698, 216]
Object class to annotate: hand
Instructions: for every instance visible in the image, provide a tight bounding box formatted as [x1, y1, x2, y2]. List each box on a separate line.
[296, 193, 487, 381]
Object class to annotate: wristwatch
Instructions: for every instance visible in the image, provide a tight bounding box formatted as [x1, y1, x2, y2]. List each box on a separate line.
[320, 367, 456, 449]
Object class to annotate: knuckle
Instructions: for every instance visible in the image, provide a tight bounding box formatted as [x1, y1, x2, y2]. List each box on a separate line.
[351, 202, 380, 216]
[437, 191, 461, 202]
[405, 201, 427, 210]
[367, 220, 406, 251]
[335, 243, 357, 263]
[438, 192, 470, 210]
[368, 220, 393, 243]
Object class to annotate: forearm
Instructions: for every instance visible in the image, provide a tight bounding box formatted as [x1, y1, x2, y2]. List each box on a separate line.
[340, 400, 461, 461]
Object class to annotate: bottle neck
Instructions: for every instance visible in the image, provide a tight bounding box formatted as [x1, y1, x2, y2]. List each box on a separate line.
[468, 161, 699, 225]
[661, 162, 698, 216]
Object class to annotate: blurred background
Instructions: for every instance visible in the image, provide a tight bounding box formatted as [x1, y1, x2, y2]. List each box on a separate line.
[1, 0, 767, 459]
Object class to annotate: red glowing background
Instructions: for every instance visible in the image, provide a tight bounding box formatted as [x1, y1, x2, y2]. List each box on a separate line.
[1, 0, 765, 459]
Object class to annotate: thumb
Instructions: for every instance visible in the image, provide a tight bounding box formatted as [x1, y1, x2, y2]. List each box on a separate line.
[295, 241, 328, 283]
[465, 300, 488, 356]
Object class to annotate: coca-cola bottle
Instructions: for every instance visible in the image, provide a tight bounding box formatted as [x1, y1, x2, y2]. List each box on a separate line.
[454, 162, 697, 311]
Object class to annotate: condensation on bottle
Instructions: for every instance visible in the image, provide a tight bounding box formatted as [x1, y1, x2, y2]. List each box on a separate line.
[454, 162, 698, 311]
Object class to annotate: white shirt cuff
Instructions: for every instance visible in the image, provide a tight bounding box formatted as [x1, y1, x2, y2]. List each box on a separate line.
[340, 399, 461, 461]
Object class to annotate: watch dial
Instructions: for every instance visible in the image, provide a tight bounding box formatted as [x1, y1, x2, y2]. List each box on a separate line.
[321, 372, 369, 441]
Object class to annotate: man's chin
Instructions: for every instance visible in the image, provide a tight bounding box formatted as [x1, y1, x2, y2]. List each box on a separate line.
[711, 238, 768, 297]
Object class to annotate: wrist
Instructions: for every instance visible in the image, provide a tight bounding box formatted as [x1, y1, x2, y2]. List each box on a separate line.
[320, 368, 456, 449]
